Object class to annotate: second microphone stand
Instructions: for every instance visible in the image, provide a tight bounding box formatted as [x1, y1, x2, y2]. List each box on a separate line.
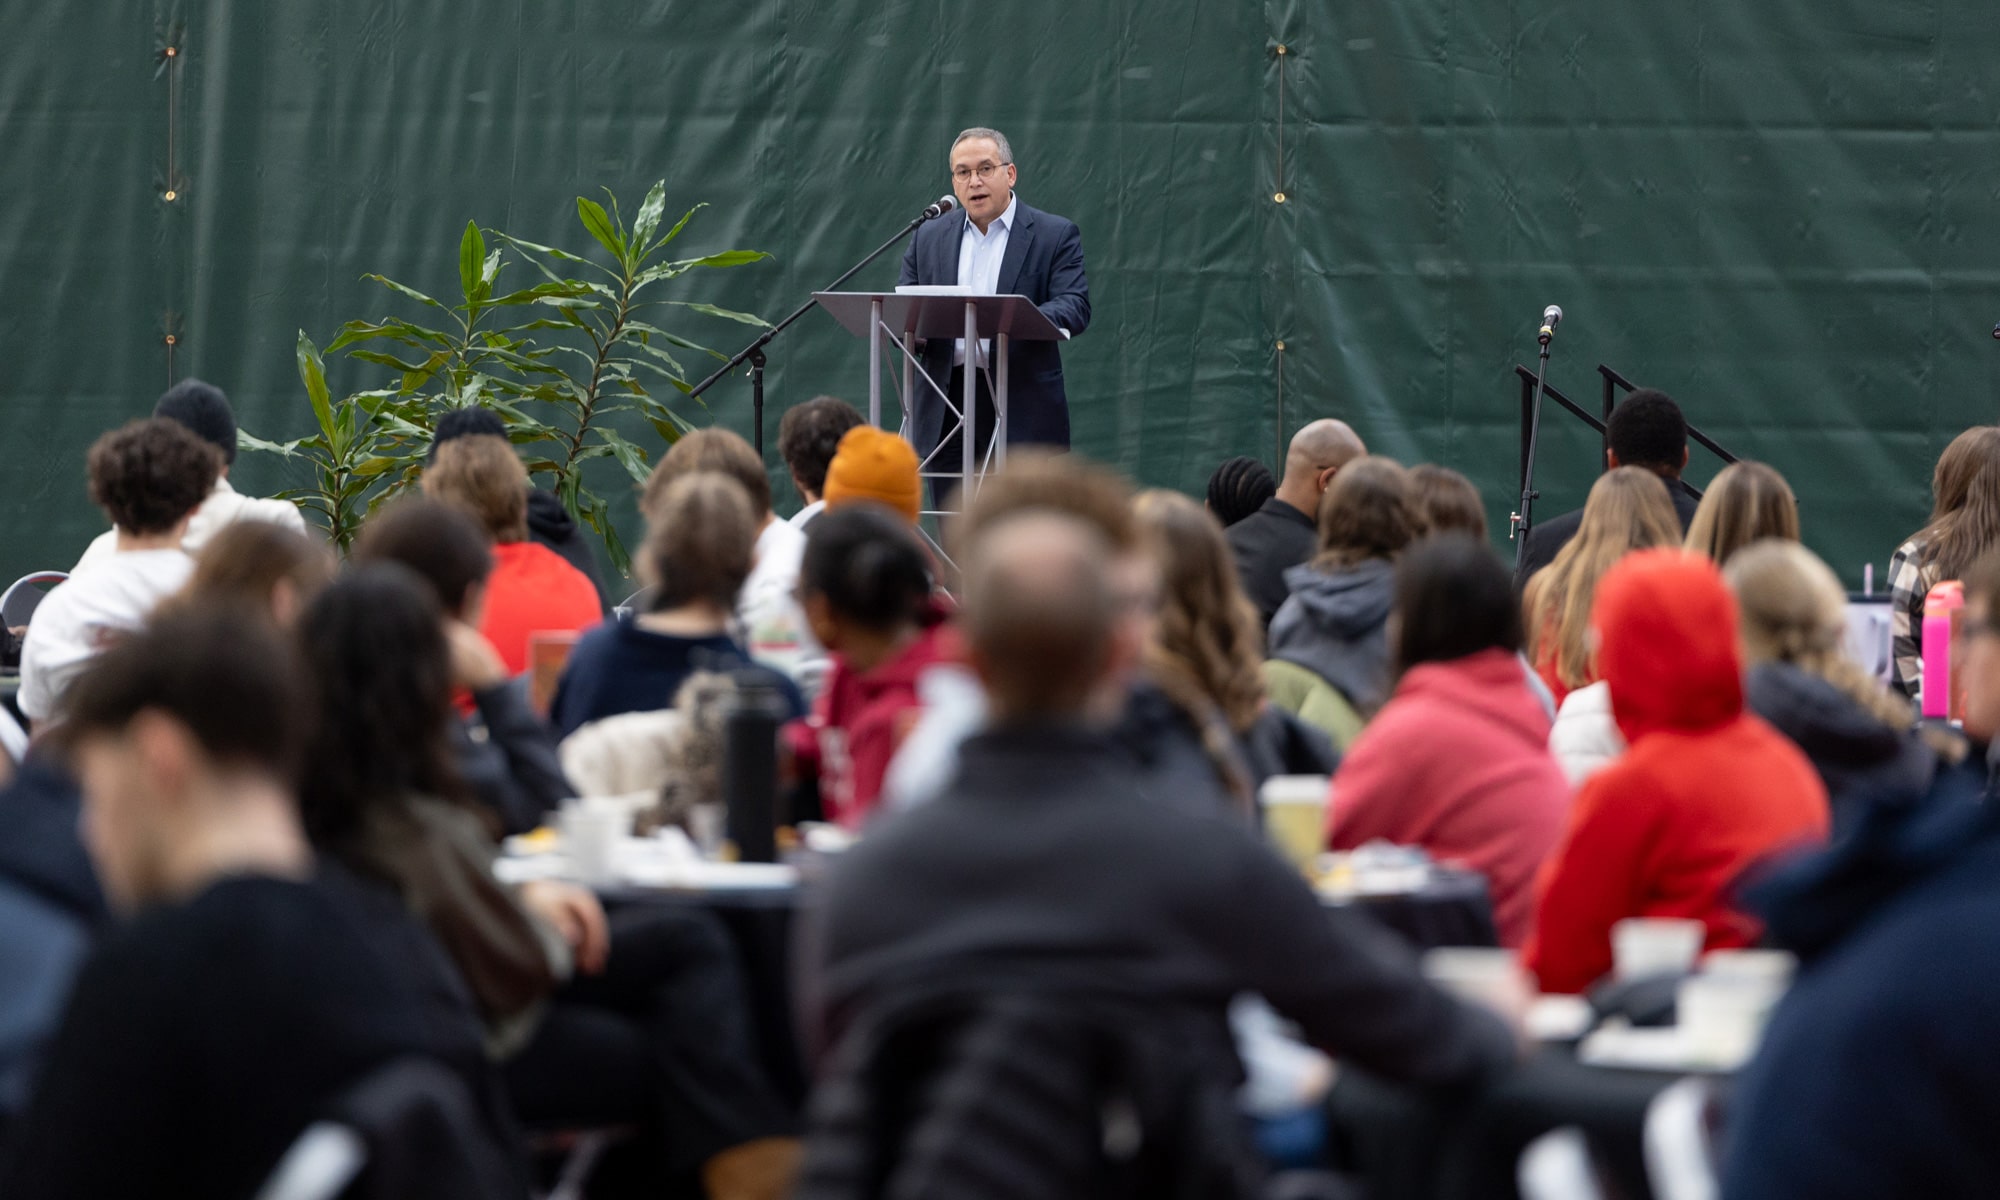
[690, 207, 945, 455]
[1511, 324, 1557, 574]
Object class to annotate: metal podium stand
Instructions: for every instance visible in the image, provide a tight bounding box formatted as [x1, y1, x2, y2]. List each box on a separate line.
[813, 291, 1062, 514]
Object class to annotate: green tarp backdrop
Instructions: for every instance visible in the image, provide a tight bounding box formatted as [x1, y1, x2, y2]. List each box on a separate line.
[6, 0, 2000, 585]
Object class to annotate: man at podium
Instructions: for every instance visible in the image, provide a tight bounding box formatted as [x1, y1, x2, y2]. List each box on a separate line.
[897, 126, 1091, 470]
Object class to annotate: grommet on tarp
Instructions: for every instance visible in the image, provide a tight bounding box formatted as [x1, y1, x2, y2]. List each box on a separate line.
[1275, 44, 1288, 56]
[163, 189, 178, 202]
[1274, 192, 1287, 203]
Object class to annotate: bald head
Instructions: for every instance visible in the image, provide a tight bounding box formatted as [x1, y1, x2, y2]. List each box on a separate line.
[961, 512, 1120, 720]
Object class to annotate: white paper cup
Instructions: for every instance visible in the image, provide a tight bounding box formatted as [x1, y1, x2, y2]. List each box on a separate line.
[1612, 917, 1706, 980]
[561, 798, 627, 886]
[1677, 975, 1781, 1066]
[1258, 775, 1330, 871]
[1701, 948, 1796, 987]
[1423, 947, 1532, 1019]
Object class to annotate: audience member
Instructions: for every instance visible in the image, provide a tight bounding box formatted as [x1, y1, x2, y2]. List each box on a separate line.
[787, 505, 953, 830]
[821, 426, 923, 524]
[352, 499, 575, 836]
[72, 379, 307, 570]
[801, 508, 1516, 1185]
[554, 473, 802, 738]
[1408, 464, 1487, 539]
[1205, 455, 1277, 529]
[1683, 460, 1800, 564]
[1266, 456, 1416, 718]
[1718, 547, 2000, 1199]
[1227, 419, 1367, 627]
[1525, 466, 1682, 707]
[1130, 490, 1335, 804]
[1886, 424, 2000, 700]
[429, 407, 609, 610]
[297, 566, 800, 1199]
[0, 607, 521, 1200]
[880, 452, 1160, 811]
[165, 520, 334, 626]
[21, 419, 217, 725]
[422, 434, 600, 677]
[1727, 539, 1942, 833]
[777, 397, 865, 529]
[1328, 535, 1568, 946]
[1525, 550, 1829, 993]
[1514, 388, 1699, 585]
[0, 726, 103, 1125]
[644, 427, 822, 690]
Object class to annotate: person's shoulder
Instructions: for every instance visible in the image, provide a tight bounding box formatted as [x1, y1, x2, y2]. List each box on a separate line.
[240, 493, 306, 528]
[1018, 201, 1080, 236]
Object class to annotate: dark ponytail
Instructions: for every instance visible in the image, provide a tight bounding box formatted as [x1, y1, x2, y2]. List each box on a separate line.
[801, 503, 932, 633]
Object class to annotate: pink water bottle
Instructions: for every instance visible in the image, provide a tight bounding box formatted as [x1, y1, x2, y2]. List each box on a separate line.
[1921, 580, 1965, 721]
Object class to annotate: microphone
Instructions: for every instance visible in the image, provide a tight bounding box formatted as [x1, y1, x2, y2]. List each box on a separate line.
[920, 194, 958, 221]
[1538, 304, 1563, 347]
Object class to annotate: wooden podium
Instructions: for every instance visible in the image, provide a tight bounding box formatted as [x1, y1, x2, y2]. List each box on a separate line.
[813, 291, 1063, 513]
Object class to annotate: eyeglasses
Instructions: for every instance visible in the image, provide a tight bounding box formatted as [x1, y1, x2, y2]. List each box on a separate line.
[951, 162, 1012, 183]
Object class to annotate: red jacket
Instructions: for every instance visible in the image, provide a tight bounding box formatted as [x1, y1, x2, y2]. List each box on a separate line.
[479, 541, 603, 677]
[1525, 550, 1829, 994]
[1328, 648, 1570, 947]
[793, 615, 959, 830]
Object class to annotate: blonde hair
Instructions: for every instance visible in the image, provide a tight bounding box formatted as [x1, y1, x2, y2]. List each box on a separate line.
[1684, 461, 1799, 565]
[1726, 539, 1913, 731]
[1527, 467, 1682, 690]
[1132, 490, 1266, 734]
[422, 435, 529, 543]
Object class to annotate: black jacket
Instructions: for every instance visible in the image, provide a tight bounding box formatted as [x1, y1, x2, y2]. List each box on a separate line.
[1722, 766, 2000, 1198]
[1225, 498, 1318, 629]
[800, 724, 1514, 1087]
[797, 989, 1267, 1200]
[1745, 662, 1935, 837]
[1513, 475, 1701, 587]
[455, 681, 574, 837]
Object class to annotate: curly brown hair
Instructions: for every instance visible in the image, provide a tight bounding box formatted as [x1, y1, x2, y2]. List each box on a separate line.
[87, 417, 219, 536]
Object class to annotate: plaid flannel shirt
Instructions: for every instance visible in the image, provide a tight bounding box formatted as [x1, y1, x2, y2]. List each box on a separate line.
[1887, 535, 1931, 702]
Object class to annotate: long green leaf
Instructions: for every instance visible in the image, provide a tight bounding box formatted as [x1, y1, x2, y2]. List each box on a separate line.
[651, 203, 704, 253]
[632, 181, 667, 250]
[363, 273, 447, 311]
[458, 220, 484, 305]
[594, 427, 652, 482]
[296, 331, 334, 435]
[326, 318, 454, 353]
[238, 430, 307, 458]
[658, 299, 769, 327]
[576, 197, 624, 266]
[683, 249, 770, 270]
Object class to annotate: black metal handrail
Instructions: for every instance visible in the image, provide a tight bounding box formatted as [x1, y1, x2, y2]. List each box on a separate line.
[1513, 363, 1745, 506]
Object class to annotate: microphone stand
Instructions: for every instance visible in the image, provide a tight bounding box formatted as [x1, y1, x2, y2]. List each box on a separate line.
[1511, 325, 1556, 574]
[691, 208, 945, 455]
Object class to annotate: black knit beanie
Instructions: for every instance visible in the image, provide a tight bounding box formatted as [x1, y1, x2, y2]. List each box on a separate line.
[428, 407, 508, 462]
[154, 379, 237, 465]
[1206, 455, 1276, 528]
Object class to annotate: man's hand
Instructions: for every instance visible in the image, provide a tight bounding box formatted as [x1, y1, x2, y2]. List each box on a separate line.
[519, 879, 610, 975]
[447, 620, 509, 693]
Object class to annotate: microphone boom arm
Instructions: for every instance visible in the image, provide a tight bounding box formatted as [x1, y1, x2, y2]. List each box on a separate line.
[690, 205, 944, 453]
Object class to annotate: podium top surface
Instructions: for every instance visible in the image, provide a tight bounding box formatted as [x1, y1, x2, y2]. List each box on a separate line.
[813, 291, 1064, 341]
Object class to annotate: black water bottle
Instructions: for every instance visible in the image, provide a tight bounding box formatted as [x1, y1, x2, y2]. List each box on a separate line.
[722, 678, 787, 862]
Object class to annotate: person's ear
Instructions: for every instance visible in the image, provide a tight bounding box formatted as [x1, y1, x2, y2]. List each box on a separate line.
[801, 591, 840, 649]
[1680, 446, 1691, 472]
[128, 709, 199, 810]
[1316, 465, 1339, 494]
[1605, 448, 1622, 470]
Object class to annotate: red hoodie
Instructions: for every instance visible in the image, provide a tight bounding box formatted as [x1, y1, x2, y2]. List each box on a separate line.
[1328, 648, 1569, 946]
[793, 613, 960, 830]
[1525, 550, 1830, 994]
[478, 541, 603, 677]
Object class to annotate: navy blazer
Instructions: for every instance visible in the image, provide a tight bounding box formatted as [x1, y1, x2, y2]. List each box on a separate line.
[896, 200, 1090, 453]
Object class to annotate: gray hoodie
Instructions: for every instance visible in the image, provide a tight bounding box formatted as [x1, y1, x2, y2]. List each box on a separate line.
[1266, 558, 1396, 714]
